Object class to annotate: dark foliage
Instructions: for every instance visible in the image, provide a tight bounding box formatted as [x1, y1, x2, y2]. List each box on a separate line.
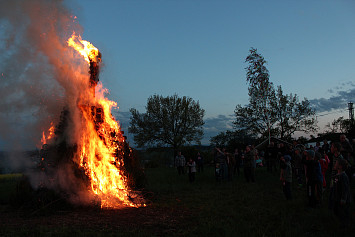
[129, 94, 205, 158]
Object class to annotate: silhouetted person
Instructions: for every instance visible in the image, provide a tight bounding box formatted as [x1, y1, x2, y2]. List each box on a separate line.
[196, 152, 204, 172]
[175, 151, 186, 175]
[187, 158, 196, 182]
[243, 145, 255, 183]
[233, 148, 241, 176]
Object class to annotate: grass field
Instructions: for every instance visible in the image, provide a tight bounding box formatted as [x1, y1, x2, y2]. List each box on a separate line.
[0, 173, 23, 205]
[0, 166, 354, 236]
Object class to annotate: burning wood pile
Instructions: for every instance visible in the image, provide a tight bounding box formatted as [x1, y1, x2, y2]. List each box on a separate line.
[37, 33, 145, 209]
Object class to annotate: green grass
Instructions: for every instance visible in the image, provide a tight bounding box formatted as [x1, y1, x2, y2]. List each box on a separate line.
[144, 167, 354, 236]
[0, 168, 354, 236]
[0, 173, 23, 204]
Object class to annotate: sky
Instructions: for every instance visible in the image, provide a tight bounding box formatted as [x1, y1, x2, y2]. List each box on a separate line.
[70, 0, 355, 143]
[1, 0, 355, 149]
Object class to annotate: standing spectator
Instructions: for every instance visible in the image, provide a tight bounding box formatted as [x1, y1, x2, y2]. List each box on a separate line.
[314, 141, 321, 152]
[293, 148, 303, 187]
[215, 148, 228, 181]
[227, 153, 235, 181]
[280, 155, 292, 200]
[330, 158, 351, 227]
[233, 148, 241, 176]
[187, 158, 197, 182]
[330, 143, 344, 187]
[266, 142, 277, 173]
[196, 152, 204, 173]
[329, 142, 344, 209]
[318, 148, 330, 189]
[322, 140, 330, 155]
[314, 152, 324, 205]
[303, 150, 318, 207]
[270, 142, 278, 172]
[175, 151, 186, 175]
[340, 134, 353, 162]
[251, 144, 258, 177]
[240, 149, 245, 167]
[257, 150, 264, 167]
[340, 134, 353, 182]
[243, 145, 255, 183]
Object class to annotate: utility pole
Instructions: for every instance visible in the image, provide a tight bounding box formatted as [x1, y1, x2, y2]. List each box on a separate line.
[348, 102, 354, 121]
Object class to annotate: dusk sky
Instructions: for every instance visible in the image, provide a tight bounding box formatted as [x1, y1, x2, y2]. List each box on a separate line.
[1, 0, 355, 148]
[71, 0, 355, 143]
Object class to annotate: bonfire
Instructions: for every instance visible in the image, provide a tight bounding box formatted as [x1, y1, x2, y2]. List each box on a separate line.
[38, 32, 144, 209]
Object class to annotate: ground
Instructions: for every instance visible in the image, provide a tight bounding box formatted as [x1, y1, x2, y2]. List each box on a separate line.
[0, 204, 193, 236]
[1, 167, 355, 237]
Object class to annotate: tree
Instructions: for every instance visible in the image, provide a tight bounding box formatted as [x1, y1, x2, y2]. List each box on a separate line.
[234, 48, 276, 137]
[129, 94, 205, 157]
[210, 130, 256, 150]
[324, 116, 355, 135]
[272, 85, 317, 139]
[234, 48, 318, 139]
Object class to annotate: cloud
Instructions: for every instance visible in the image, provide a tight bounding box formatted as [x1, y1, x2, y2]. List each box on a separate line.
[202, 114, 234, 144]
[310, 82, 355, 113]
[327, 89, 334, 94]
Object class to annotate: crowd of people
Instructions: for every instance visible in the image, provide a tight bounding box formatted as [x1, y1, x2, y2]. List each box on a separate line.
[175, 134, 354, 227]
[175, 151, 203, 183]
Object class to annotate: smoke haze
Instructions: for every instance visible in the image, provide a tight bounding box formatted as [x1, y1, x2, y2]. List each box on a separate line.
[0, 0, 87, 151]
[0, 0, 100, 204]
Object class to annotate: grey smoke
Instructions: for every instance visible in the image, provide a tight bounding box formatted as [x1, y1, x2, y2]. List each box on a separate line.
[0, 0, 96, 204]
[0, 0, 84, 150]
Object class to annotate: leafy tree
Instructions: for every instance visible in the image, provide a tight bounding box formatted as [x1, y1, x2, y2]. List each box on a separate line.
[129, 94, 205, 157]
[210, 130, 256, 150]
[324, 117, 343, 133]
[272, 85, 317, 139]
[234, 48, 276, 137]
[209, 131, 230, 148]
[234, 48, 318, 139]
[297, 136, 309, 145]
[324, 116, 355, 135]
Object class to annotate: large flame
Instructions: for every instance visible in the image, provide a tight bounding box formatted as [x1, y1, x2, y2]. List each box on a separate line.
[67, 32, 100, 64]
[64, 32, 137, 208]
[78, 87, 136, 208]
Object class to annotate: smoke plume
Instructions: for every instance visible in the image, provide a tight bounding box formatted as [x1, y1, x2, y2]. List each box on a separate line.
[0, 0, 99, 204]
[0, 0, 88, 150]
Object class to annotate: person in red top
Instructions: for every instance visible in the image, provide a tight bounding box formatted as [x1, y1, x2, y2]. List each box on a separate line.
[317, 148, 330, 188]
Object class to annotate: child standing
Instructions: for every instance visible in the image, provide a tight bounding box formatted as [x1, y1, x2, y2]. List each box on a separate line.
[187, 158, 196, 183]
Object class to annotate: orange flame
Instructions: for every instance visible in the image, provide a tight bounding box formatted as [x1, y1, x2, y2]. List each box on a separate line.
[41, 122, 55, 145]
[67, 33, 139, 208]
[67, 32, 100, 64]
